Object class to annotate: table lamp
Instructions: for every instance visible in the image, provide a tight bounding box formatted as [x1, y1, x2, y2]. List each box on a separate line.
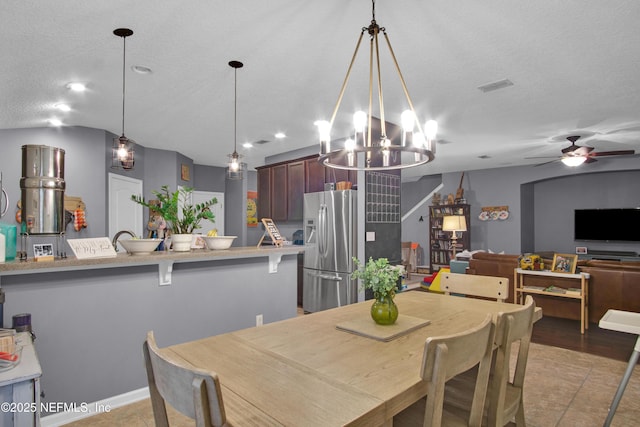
[442, 215, 467, 258]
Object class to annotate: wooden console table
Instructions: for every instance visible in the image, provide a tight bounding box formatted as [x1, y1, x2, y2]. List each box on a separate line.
[514, 268, 590, 334]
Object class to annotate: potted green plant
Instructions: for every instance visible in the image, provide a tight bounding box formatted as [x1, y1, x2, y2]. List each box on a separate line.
[131, 186, 217, 251]
[352, 257, 404, 325]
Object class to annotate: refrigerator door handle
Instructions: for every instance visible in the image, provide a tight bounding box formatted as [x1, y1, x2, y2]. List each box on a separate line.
[318, 204, 329, 258]
[308, 271, 343, 281]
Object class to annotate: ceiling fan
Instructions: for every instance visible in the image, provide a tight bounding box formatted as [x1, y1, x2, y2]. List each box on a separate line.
[527, 135, 635, 166]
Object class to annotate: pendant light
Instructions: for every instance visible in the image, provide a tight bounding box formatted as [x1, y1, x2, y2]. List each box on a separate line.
[227, 60, 246, 180]
[111, 28, 135, 170]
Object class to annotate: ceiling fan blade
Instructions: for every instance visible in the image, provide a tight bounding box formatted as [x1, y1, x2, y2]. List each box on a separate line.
[574, 146, 594, 156]
[534, 159, 561, 167]
[561, 145, 579, 154]
[584, 157, 598, 164]
[590, 150, 635, 157]
[524, 156, 560, 159]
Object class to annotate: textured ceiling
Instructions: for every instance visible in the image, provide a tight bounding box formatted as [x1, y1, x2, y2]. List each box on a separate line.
[2, 1, 640, 181]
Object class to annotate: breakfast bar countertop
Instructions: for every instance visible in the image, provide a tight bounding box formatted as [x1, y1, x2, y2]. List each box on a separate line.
[0, 245, 304, 275]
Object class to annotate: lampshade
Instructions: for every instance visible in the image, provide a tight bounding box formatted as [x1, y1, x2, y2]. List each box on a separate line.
[442, 215, 467, 232]
[316, 0, 437, 171]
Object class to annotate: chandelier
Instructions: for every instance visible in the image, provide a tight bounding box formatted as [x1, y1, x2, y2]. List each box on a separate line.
[227, 60, 246, 180]
[111, 28, 135, 170]
[316, 0, 437, 171]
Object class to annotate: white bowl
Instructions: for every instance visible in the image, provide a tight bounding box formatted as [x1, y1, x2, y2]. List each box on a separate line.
[203, 236, 237, 250]
[118, 238, 162, 255]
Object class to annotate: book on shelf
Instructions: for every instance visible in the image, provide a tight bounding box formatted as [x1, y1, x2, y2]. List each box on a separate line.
[544, 285, 566, 294]
[523, 285, 546, 291]
[565, 287, 582, 296]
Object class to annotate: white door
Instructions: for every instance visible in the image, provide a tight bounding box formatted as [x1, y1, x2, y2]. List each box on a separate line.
[193, 191, 224, 235]
[108, 173, 143, 251]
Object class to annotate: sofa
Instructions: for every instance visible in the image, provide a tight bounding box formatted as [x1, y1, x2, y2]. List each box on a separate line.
[578, 260, 640, 322]
[466, 252, 640, 323]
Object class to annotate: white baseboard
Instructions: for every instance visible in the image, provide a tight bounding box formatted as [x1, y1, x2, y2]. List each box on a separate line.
[40, 387, 150, 427]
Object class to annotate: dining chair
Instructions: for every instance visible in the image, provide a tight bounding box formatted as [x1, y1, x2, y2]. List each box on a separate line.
[442, 272, 509, 302]
[394, 313, 495, 427]
[444, 295, 537, 427]
[143, 331, 227, 427]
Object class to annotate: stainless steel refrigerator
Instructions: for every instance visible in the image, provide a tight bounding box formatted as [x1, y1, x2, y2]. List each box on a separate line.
[303, 190, 357, 312]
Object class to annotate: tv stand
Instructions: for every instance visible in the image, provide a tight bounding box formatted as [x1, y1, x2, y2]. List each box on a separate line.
[588, 249, 638, 257]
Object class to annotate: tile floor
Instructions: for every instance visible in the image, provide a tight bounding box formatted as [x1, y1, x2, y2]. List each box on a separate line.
[61, 341, 640, 427]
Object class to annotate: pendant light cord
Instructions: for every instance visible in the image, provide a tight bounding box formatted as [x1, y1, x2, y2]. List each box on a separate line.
[121, 35, 127, 136]
[234, 65, 237, 153]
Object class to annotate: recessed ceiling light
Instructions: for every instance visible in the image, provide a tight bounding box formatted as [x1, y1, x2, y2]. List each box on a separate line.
[275, 132, 286, 139]
[132, 65, 152, 74]
[48, 118, 63, 127]
[242, 142, 253, 148]
[54, 103, 71, 112]
[66, 82, 86, 92]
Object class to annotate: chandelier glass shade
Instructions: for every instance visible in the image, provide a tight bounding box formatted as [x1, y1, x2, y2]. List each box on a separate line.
[316, 0, 437, 171]
[111, 28, 135, 171]
[227, 60, 246, 180]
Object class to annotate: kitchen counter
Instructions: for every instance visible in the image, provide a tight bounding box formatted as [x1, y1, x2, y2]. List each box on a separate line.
[0, 245, 303, 278]
[0, 245, 303, 414]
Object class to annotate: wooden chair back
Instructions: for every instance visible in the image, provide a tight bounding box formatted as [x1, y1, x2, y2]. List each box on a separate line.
[442, 272, 509, 302]
[143, 331, 227, 427]
[395, 314, 495, 427]
[487, 295, 536, 426]
[441, 295, 536, 426]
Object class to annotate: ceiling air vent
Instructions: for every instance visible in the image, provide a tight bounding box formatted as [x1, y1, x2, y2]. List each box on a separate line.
[477, 79, 514, 93]
[252, 139, 271, 145]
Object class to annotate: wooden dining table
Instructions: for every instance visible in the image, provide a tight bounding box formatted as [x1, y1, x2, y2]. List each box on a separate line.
[167, 291, 542, 427]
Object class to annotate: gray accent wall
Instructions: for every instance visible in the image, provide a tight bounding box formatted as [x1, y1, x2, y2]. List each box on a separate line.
[401, 157, 640, 258]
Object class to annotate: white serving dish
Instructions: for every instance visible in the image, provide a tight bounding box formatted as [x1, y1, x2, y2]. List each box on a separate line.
[203, 236, 237, 250]
[118, 238, 162, 255]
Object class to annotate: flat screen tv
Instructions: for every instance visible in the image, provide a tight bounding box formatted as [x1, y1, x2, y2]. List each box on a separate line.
[574, 208, 640, 242]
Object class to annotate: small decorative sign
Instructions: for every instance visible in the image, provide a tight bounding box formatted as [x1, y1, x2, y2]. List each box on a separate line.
[257, 218, 284, 247]
[67, 237, 117, 259]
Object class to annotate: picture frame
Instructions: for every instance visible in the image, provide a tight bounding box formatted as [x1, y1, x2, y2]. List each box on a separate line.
[181, 164, 190, 181]
[33, 243, 54, 258]
[551, 253, 578, 274]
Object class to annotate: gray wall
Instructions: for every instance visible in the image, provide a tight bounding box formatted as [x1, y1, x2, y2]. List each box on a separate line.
[1, 127, 108, 238]
[2, 255, 298, 407]
[0, 127, 236, 243]
[401, 156, 640, 258]
[532, 170, 640, 254]
[401, 175, 442, 266]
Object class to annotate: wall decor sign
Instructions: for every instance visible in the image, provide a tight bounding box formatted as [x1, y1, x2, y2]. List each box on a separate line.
[67, 237, 117, 259]
[247, 191, 258, 227]
[181, 164, 190, 181]
[478, 205, 509, 221]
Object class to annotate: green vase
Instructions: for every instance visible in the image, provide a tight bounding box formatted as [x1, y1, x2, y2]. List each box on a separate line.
[371, 294, 399, 325]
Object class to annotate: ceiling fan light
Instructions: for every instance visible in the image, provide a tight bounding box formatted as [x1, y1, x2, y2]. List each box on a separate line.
[561, 156, 587, 166]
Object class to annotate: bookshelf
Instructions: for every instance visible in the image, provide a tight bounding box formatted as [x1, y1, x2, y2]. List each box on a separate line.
[428, 204, 470, 273]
